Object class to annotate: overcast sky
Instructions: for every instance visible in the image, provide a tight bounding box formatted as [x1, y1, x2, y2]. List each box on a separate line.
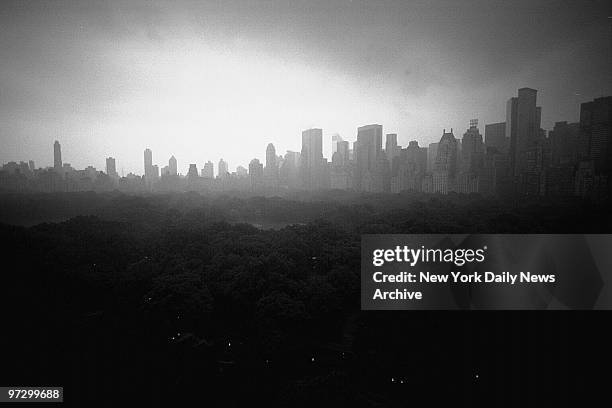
[1, 0, 610, 174]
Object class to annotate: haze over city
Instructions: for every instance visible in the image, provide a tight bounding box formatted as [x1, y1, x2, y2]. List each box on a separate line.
[1, 0, 610, 174]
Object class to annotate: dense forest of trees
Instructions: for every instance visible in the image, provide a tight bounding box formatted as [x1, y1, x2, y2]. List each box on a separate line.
[1, 191, 610, 406]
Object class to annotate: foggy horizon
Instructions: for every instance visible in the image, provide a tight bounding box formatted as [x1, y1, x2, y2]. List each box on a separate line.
[1, 0, 611, 174]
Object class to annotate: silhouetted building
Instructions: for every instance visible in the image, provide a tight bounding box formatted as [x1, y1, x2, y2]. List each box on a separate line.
[54, 141, 62, 170]
[393, 141, 427, 192]
[331, 133, 343, 155]
[461, 119, 484, 175]
[300, 128, 323, 190]
[202, 161, 214, 179]
[433, 129, 458, 194]
[549, 121, 580, 166]
[218, 159, 228, 178]
[354, 124, 383, 192]
[485, 122, 507, 154]
[506, 88, 548, 195]
[265, 143, 279, 187]
[236, 165, 248, 177]
[427, 142, 438, 173]
[168, 155, 177, 176]
[106, 157, 117, 177]
[581, 96, 612, 173]
[280, 150, 300, 189]
[187, 164, 199, 179]
[385, 133, 400, 164]
[249, 158, 264, 190]
[144, 148, 154, 184]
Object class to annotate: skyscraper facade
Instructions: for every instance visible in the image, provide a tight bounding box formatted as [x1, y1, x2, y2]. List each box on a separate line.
[168, 155, 177, 176]
[485, 122, 507, 154]
[300, 128, 323, 190]
[218, 159, 228, 178]
[54, 140, 62, 169]
[106, 157, 117, 177]
[202, 161, 214, 179]
[461, 120, 484, 174]
[144, 148, 153, 183]
[354, 124, 382, 191]
[433, 129, 458, 194]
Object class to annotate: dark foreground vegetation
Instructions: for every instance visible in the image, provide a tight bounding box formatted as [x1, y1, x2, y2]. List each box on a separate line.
[1, 191, 611, 407]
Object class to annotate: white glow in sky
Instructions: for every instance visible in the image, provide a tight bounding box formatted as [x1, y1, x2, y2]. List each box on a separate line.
[1, 0, 609, 174]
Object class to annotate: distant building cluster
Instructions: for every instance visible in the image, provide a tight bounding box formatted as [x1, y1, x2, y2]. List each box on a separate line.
[1, 89, 611, 199]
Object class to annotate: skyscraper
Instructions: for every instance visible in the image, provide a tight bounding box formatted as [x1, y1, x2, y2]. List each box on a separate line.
[218, 159, 228, 178]
[427, 142, 438, 173]
[280, 150, 300, 189]
[506, 96, 518, 170]
[354, 124, 382, 191]
[300, 128, 323, 190]
[265, 143, 277, 172]
[508, 88, 538, 176]
[580, 96, 612, 173]
[461, 120, 484, 174]
[53, 140, 62, 169]
[484, 122, 507, 153]
[202, 161, 214, 179]
[336, 140, 350, 166]
[144, 148, 153, 181]
[433, 129, 458, 194]
[331, 133, 343, 155]
[168, 156, 177, 176]
[187, 164, 199, 179]
[106, 157, 117, 177]
[249, 158, 264, 190]
[265, 143, 279, 187]
[549, 121, 580, 166]
[385, 133, 400, 162]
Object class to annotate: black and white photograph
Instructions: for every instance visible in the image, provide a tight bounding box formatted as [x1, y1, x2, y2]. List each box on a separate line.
[1, 0, 611, 406]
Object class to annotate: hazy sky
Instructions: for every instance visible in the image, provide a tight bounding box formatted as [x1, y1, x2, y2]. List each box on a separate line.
[1, 0, 610, 174]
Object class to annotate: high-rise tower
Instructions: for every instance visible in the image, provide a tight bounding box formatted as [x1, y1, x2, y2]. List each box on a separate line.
[53, 140, 62, 169]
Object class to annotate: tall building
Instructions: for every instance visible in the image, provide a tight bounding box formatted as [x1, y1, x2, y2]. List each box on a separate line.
[427, 142, 438, 173]
[394, 141, 427, 193]
[549, 121, 580, 166]
[331, 133, 343, 155]
[106, 157, 117, 177]
[485, 122, 507, 154]
[580, 96, 612, 173]
[300, 128, 323, 190]
[202, 161, 214, 179]
[385, 133, 400, 164]
[218, 159, 228, 178]
[433, 129, 458, 194]
[144, 148, 153, 181]
[354, 124, 383, 191]
[168, 156, 177, 176]
[249, 158, 264, 190]
[53, 140, 62, 169]
[187, 164, 199, 179]
[266, 143, 277, 170]
[236, 165, 248, 177]
[265, 143, 279, 187]
[336, 140, 350, 166]
[461, 120, 484, 174]
[507, 88, 539, 177]
[280, 150, 301, 189]
[506, 97, 518, 170]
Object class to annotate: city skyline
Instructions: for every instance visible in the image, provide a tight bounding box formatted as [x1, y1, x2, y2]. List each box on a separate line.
[3, 88, 610, 201]
[1, 0, 610, 173]
[1, 88, 607, 176]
